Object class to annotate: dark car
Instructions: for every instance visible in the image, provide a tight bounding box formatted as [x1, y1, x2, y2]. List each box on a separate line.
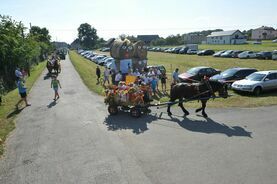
[197, 50, 215, 56]
[178, 66, 221, 82]
[210, 67, 258, 86]
[178, 47, 189, 54]
[256, 51, 272, 60]
[173, 47, 182, 54]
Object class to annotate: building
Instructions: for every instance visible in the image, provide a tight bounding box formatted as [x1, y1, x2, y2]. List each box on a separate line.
[206, 30, 246, 45]
[251, 26, 277, 40]
[137, 35, 159, 44]
[184, 33, 206, 44]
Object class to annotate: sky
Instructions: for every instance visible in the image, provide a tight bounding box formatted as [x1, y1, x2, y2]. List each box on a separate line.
[1, 0, 277, 43]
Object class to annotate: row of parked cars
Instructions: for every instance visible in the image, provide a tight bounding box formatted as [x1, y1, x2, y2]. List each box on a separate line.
[213, 50, 277, 60]
[178, 66, 277, 96]
[77, 49, 116, 69]
[148, 46, 277, 60]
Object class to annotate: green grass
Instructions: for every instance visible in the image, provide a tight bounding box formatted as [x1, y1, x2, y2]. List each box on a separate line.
[0, 61, 46, 155]
[70, 50, 277, 109]
[147, 52, 277, 107]
[199, 41, 277, 52]
[69, 51, 104, 95]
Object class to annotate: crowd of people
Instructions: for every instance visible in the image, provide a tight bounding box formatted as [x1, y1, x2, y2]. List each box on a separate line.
[96, 66, 169, 96]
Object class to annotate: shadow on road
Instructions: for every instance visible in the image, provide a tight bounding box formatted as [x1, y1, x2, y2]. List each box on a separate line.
[104, 112, 252, 137]
[6, 107, 24, 119]
[47, 101, 57, 108]
[104, 113, 158, 134]
[160, 113, 252, 138]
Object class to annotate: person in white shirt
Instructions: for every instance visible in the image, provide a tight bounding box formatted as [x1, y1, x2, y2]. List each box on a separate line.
[115, 71, 122, 85]
[15, 67, 23, 80]
[133, 69, 141, 77]
[103, 67, 110, 85]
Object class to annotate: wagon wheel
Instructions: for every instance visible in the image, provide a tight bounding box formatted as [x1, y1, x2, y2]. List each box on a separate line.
[108, 105, 118, 115]
[130, 107, 141, 118]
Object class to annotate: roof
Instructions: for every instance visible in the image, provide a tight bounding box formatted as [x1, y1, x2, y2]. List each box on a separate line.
[207, 30, 240, 37]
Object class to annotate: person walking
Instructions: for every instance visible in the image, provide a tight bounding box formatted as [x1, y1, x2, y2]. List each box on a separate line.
[103, 67, 110, 85]
[96, 66, 101, 84]
[172, 68, 180, 84]
[16, 78, 30, 109]
[51, 75, 62, 101]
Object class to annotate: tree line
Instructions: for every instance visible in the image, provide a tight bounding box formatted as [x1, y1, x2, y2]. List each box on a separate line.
[0, 15, 54, 94]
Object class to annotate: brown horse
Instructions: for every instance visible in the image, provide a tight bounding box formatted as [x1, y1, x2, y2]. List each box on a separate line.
[167, 80, 228, 118]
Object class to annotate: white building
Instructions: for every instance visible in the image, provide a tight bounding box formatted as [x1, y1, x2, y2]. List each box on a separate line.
[206, 30, 246, 45]
[251, 26, 277, 40]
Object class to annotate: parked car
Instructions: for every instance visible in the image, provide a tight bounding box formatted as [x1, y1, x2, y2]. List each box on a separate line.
[253, 41, 262, 44]
[178, 66, 220, 82]
[231, 70, 277, 95]
[238, 51, 257, 59]
[179, 47, 189, 54]
[210, 67, 258, 86]
[213, 50, 226, 57]
[186, 49, 198, 55]
[146, 65, 166, 74]
[256, 51, 272, 60]
[197, 50, 215, 56]
[231, 50, 244, 58]
[220, 50, 234, 58]
[172, 47, 182, 54]
[272, 50, 277, 60]
[273, 39, 277, 43]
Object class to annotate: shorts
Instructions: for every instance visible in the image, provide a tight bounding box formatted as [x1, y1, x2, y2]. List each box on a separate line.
[20, 92, 27, 98]
[53, 87, 58, 92]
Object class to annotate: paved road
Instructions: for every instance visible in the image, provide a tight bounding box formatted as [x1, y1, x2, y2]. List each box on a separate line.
[1, 55, 277, 184]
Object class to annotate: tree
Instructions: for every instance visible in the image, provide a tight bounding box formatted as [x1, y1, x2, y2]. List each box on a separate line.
[78, 23, 98, 49]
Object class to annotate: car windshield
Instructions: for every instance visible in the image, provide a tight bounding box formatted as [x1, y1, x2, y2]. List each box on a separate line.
[221, 68, 238, 77]
[187, 67, 201, 75]
[246, 73, 266, 81]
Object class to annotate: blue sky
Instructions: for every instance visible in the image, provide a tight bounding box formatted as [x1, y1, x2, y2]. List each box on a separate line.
[1, 0, 276, 43]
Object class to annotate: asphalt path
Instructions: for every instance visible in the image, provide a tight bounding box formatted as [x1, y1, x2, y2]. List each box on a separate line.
[0, 55, 277, 184]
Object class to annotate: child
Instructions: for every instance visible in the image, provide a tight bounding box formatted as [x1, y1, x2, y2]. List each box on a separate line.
[151, 76, 158, 96]
[51, 75, 62, 101]
[16, 78, 31, 109]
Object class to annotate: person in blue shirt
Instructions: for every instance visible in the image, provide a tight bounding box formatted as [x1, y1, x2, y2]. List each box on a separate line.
[16, 78, 30, 109]
[151, 76, 158, 96]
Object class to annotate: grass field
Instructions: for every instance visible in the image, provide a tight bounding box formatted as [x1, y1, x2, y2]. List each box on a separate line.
[0, 61, 46, 155]
[69, 51, 104, 96]
[70, 50, 277, 109]
[199, 41, 277, 52]
[161, 40, 277, 52]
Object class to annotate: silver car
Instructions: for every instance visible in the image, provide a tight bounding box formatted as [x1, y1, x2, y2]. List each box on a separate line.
[231, 71, 277, 95]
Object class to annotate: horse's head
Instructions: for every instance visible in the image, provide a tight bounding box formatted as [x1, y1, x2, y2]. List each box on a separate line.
[209, 80, 228, 98]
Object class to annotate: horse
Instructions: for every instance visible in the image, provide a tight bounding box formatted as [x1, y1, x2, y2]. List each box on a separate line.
[46, 58, 61, 74]
[167, 80, 228, 118]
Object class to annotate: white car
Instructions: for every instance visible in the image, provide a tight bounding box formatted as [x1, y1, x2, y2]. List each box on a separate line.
[232, 71, 277, 95]
[187, 49, 198, 55]
[272, 50, 277, 60]
[238, 51, 257, 59]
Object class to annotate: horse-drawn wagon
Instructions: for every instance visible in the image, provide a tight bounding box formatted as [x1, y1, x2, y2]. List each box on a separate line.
[104, 82, 153, 118]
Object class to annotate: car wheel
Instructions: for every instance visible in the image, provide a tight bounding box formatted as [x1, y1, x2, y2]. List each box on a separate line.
[253, 87, 262, 96]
